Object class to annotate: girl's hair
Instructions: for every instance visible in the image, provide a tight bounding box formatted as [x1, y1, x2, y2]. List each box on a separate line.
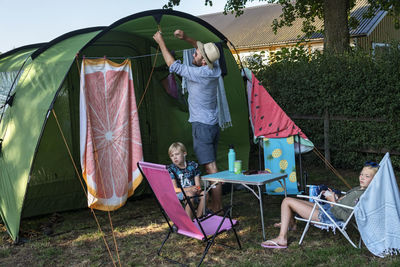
[364, 161, 380, 176]
[168, 142, 187, 155]
[363, 165, 379, 176]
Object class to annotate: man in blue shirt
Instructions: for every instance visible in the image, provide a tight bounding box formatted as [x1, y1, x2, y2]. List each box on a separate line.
[153, 29, 222, 212]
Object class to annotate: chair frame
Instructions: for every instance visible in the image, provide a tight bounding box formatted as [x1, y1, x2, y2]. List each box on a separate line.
[137, 162, 241, 267]
[294, 194, 360, 248]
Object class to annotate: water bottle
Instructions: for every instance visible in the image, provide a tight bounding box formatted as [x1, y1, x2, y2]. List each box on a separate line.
[228, 144, 236, 172]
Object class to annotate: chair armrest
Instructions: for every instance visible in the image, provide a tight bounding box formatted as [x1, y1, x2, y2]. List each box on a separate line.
[305, 185, 346, 195]
[297, 194, 354, 210]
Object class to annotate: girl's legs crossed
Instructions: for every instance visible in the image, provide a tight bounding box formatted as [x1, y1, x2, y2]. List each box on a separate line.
[263, 197, 319, 246]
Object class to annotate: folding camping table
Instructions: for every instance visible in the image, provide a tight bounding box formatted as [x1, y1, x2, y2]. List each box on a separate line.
[202, 171, 287, 240]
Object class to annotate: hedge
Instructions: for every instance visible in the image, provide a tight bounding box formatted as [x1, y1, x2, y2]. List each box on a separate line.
[251, 46, 400, 170]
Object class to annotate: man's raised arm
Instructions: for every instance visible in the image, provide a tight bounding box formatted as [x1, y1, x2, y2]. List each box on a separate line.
[174, 29, 197, 48]
[153, 31, 175, 67]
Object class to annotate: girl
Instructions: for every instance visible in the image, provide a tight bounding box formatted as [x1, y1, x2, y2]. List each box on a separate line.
[262, 161, 379, 249]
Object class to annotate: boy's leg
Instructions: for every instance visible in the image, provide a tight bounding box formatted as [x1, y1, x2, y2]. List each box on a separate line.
[184, 191, 195, 219]
[196, 191, 207, 218]
[185, 203, 194, 219]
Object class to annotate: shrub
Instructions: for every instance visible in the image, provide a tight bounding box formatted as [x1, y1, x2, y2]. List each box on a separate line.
[248, 44, 400, 170]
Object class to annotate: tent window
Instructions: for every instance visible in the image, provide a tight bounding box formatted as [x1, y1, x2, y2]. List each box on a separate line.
[0, 70, 23, 115]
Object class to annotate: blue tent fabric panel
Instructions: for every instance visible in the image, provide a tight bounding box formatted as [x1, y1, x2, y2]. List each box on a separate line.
[264, 137, 301, 195]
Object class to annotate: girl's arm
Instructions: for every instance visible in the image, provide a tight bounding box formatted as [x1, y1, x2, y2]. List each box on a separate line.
[324, 189, 339, 206]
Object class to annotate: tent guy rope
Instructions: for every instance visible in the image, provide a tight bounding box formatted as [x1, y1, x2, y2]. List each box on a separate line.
[52, 108, 119, 267]
[65, 25, 163, 266]
[313, 147, 352, 189]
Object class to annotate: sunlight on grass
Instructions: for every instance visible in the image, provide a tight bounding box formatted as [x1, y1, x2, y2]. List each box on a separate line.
[73, 231, 103, 245]
[119, 221, 166, 237]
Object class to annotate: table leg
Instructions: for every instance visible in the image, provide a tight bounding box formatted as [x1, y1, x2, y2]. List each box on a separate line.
[236, 183, 266, 240]
[283, 178, 287, 197]
[258, 185, 266, 240]
[203, 180, 207, 215]
[230, 183, 234, 217]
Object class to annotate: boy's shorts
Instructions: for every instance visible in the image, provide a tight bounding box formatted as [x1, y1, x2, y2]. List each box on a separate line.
[177, 192, 184, 200]
[192, 122, 220, 165]
[176, 192, 200, 203]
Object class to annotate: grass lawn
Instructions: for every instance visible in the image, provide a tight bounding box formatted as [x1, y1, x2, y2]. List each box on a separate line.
[1, 166, 400, 266]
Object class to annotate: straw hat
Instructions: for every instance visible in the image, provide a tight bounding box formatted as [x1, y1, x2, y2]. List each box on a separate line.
[197, 41, 220, 69]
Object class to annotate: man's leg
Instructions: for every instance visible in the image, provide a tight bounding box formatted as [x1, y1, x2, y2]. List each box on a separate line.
[192, 122, 221, 212]
[204, 161, 222, 212]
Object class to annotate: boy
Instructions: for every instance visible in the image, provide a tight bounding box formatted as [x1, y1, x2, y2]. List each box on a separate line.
[167, 142, 206, 219]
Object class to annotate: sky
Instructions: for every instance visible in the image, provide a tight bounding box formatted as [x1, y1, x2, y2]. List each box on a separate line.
[0, 0, 266, 53]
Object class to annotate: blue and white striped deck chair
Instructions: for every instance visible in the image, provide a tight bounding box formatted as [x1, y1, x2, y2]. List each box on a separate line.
[264, 136, 302, 195]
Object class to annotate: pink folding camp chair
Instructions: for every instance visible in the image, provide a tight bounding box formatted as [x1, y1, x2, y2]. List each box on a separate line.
[138, 161, 241, 266]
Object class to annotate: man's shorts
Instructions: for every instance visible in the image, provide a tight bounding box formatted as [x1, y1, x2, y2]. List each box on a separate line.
[192, 122, 220, 165]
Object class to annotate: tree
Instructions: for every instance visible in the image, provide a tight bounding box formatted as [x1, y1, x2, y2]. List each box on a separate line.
[265, 0, 353, 53]
[164, 0, 400, 54]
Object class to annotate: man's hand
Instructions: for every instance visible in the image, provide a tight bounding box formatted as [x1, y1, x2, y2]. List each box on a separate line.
[174, 29, 197, 47]
[153, 31, 164, 45]
[174, 29, 185, 40]
[153, 30, 175, 66]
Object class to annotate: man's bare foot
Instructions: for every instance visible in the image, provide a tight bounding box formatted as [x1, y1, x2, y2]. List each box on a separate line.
[273, 222, 297, 231]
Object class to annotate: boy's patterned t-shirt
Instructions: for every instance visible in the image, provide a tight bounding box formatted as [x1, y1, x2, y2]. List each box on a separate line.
[167, 161, 201, 188]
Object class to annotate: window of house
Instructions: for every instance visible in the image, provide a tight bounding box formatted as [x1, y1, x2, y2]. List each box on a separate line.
[372, 42, 390, 56]
[241, 50, 270, 66]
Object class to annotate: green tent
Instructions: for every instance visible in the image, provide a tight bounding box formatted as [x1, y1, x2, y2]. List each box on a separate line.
[0, 10, 250, 242]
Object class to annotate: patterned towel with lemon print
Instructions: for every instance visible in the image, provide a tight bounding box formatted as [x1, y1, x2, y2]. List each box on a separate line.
[264, 136, 301, 195]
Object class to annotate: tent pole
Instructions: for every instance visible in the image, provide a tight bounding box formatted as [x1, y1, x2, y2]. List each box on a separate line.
[297, 134, 304, 192]
[258, 138, 262, 171]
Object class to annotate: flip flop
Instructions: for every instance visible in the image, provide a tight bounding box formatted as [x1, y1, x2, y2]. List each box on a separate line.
[273, 222, 296, 231]
[261, 240, 287, 249]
